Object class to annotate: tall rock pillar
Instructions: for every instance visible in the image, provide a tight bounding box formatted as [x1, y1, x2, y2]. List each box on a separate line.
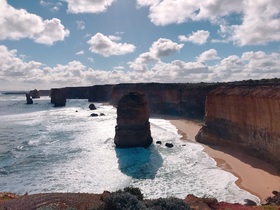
[114, 92, 153, 148]
[50, 88, 66, 107]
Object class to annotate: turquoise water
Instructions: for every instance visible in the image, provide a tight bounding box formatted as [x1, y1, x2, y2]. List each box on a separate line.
[0, 94, 259, 204]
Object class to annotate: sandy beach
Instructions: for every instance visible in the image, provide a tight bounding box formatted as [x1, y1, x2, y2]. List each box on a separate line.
[168, 118, 280, 203]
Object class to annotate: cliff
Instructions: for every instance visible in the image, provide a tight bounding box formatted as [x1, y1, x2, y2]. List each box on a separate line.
[110, 83, 220, 119]
[50, 83, 220, 119]
[196, 85, 280, 168]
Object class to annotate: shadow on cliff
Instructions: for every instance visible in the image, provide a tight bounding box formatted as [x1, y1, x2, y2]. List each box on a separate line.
[115, 144, 163, 179]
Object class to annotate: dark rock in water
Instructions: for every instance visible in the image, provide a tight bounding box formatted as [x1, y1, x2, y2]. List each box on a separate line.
[89, 103, 96, 110]
[100, 113, 105, 116]
[156, 141, 162, 145]
[51, 88, 66, 107]
[114, 92, 153, 148]
[90, 113, 98, 117]
[26, 94, 33, 104]
[165, 143, 173, 148]
[29, 89, 40, 99]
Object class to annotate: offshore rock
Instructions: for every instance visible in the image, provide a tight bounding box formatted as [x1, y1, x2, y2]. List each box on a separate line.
[26, 94, 33, 104]
[50, 88, 66, 107]
[196, 85, 280, 168]
[89, 103, 97, 110]
[29, 89, 40, 99]
[114, 92, 153, 148]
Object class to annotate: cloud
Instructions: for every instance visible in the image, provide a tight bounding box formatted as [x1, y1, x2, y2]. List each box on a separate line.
[40, 0, 62, 12]
[179, 30, 210, 45]
[1, 44, 279, 90]
[75, 50, 84, 55]
[87, 33, 136, 57]
[0, 0, 69, 45]
[220, 0, 280, 46]
[129, 38, 184, 71]
[150, 38, 184, 57]
[65, 0, 114, 13]
[196, 49, 220, 62]
[76, 20, 85, 30]
[137, 0, 280, 46]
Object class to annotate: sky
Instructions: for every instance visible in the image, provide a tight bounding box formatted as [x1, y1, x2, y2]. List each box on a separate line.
[0, 0, 280, 91]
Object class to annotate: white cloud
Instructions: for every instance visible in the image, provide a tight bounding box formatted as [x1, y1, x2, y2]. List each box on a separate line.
[129, 38, 183, 71]
[40, 0, 62, 12]
[65, 0, 114, 13]
[108, 35, 121, 41]
[222, 0, 280, 46]
[0, 0, 69, 45]
[196, 49, 220, 62]
[179, 30, 210, 45]
[75, 50, 84, 55]
[76, 20, 85, 30]
[1, 45, 279, 90]
[88, 57, 94, 63]
[150, 38, 184, 57]
[87, 33, 136, 57]
[138, 0, 280, 46]
[114, 66, 125, 70]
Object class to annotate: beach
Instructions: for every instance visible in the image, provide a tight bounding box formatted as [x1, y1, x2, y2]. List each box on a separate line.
[169, 118, 280, 203]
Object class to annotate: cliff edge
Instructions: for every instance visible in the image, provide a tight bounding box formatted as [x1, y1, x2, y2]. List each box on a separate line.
[196, 85, 280, 168]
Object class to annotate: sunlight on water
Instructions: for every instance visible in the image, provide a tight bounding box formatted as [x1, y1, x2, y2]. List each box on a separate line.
[0, 95, 259, 204]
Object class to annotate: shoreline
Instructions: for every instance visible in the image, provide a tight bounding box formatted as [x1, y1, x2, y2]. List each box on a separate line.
[166, 117, 280, 203]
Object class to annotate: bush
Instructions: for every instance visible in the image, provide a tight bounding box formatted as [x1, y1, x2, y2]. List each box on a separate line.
[116, 187, 144, 201]
[145, 197, 191, 210]
[103, 192, 146, 210]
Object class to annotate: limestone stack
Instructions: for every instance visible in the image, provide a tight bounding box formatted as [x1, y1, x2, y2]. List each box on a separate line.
[26, 94, 33, 104]
[114, 92, 153, 148]
[196, 85, 280, 168]
[50, 88, 66, 107]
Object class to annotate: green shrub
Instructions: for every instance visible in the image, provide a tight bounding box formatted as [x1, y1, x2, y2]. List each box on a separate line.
[116, 187, 144, 201]
[103, 192, 146, 210]
[145, 197, 191, 210]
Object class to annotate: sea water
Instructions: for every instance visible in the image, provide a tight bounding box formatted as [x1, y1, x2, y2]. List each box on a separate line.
[0, 93, 259, 204]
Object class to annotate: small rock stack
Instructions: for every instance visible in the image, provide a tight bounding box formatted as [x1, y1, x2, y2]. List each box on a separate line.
[114, 92, 153, 148]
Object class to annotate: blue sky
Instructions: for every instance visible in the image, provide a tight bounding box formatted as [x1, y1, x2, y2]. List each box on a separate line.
[0, 0, 280, 90]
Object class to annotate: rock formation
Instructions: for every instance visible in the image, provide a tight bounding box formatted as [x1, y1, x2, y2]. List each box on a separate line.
[89, 103, 96, 110]
[29, 89, 40, 99]
[196, 85, 280, 168]
[26, 94, 33, 104]
[50, 88, 66, 107]
[114, 92, 153, 148]
[110, 83, 220, 119]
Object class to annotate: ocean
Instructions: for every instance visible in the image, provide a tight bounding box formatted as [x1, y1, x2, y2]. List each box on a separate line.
[0, 93, 259, 204]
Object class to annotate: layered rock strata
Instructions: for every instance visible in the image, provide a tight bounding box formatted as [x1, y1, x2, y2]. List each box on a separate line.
[110, 83, 220, 119]
[196, 85, 280, 168]
[114, 92, 153, 148]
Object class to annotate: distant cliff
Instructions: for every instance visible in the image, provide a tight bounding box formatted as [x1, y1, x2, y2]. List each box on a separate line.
[196, 85, 280, 168]
[50, 83, 221, 119]
[110, 83, 220, 119]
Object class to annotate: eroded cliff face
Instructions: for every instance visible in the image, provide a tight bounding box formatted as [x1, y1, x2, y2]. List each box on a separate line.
[196, 85, 280, 167]
[110, 83, 220, 119]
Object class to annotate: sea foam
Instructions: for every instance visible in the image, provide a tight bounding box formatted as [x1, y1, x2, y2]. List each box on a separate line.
[0, 96, 259, 204]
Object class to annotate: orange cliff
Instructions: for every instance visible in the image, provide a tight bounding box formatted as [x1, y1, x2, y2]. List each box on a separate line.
[196, 85, 280, 168]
